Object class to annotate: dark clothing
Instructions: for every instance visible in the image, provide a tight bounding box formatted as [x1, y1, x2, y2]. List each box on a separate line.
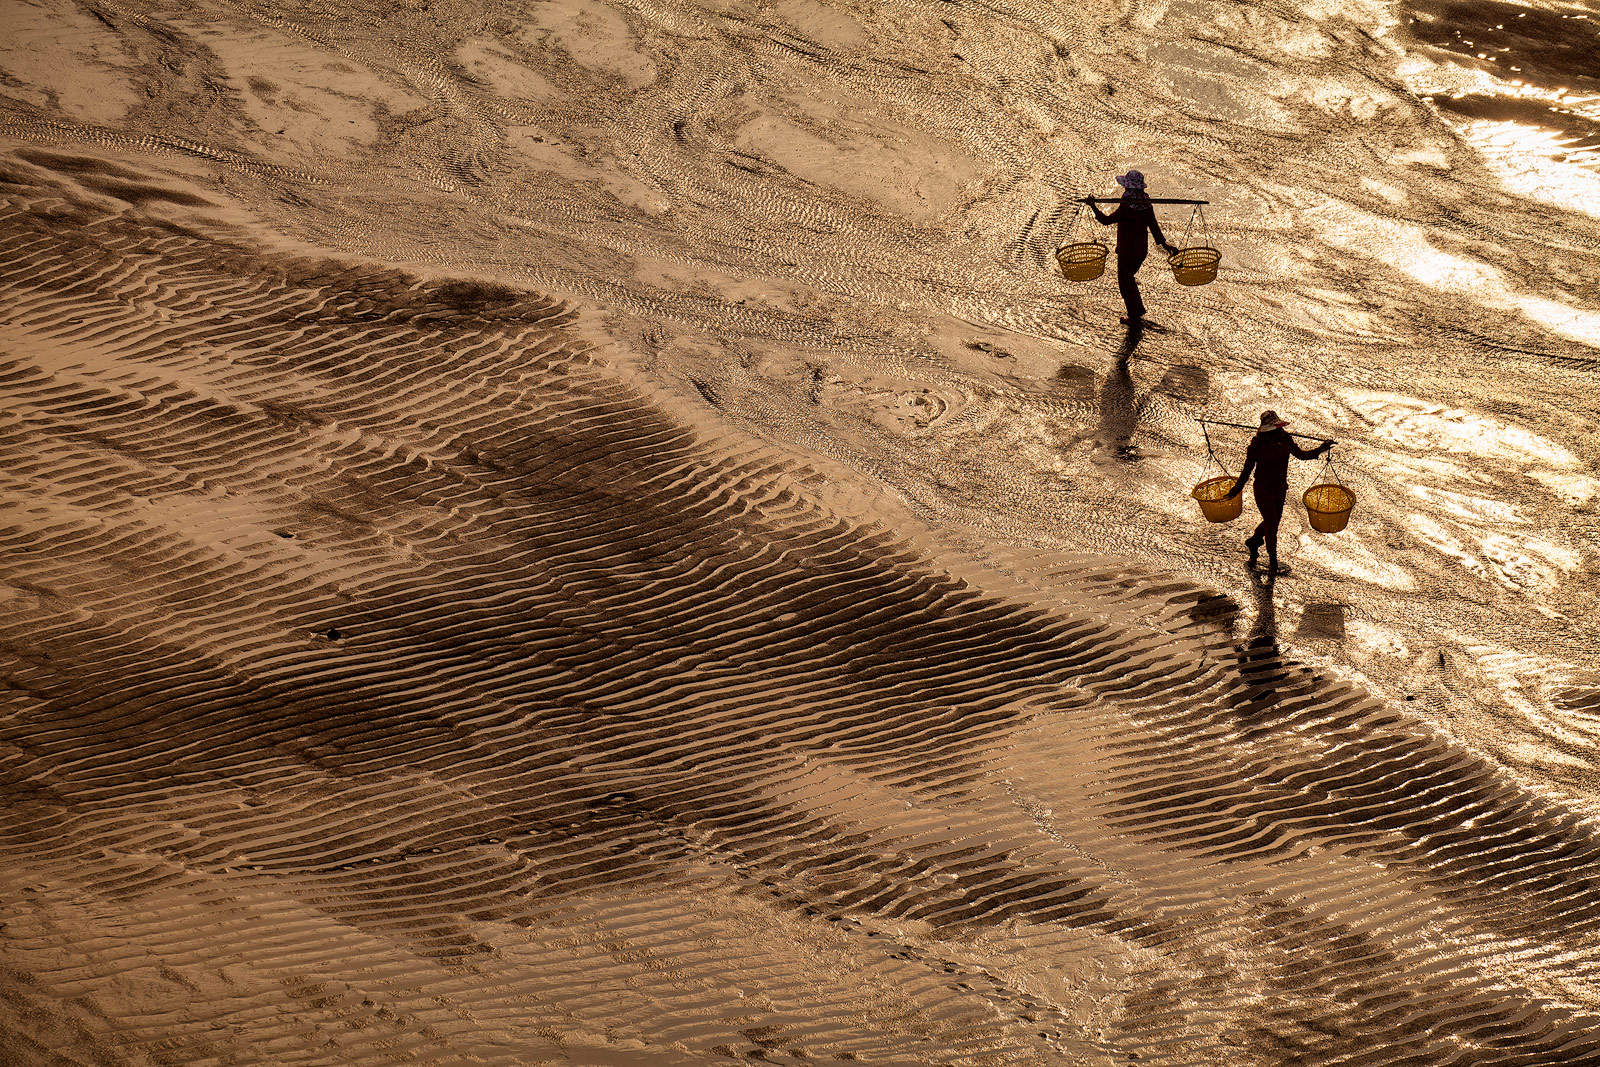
[1248, 483, 1288, 564]
[1229, 428, 1328, 498]
[1092, 192, 1168, 319]
[1116, 250, 1148, 319]
[1229, 428, 1330, 564]
[1091, 192, 1168, 255]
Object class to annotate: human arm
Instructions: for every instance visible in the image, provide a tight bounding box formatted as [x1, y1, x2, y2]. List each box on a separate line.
[1227, 446, 1257, 498]
[1290, 439, 1333, 460]
[1149, 211, 1174, 253]
[1084, 198, 1118, 225]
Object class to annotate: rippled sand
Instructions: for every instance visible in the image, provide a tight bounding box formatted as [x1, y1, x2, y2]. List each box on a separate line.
[3, 1, 1599, 1064]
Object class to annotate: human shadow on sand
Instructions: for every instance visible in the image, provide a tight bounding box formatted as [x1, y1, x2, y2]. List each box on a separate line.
[1095, 321, 1143, 459]
[1090, 323, 1211, 461]
[1186, 570, 1317, 723]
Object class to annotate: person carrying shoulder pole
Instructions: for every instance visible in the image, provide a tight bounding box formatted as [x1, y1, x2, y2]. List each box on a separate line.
[1227, 410, 1333, 574]
[1084, 170, 1176, 325]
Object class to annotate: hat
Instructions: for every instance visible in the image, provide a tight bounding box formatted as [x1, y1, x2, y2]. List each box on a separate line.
[1115, 170, 1146, 190]
[1259, 410, 1288, 429]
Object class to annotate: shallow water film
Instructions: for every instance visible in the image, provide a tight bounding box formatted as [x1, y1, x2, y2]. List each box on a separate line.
[2, 0, 1599, 1064]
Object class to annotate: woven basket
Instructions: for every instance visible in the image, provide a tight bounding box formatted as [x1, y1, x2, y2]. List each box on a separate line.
[1168, 246, 1221, 286]
[1303, 483, 1356, 533]
[1056, 241, 1108, 282]
[1191, 476, 1242, 523]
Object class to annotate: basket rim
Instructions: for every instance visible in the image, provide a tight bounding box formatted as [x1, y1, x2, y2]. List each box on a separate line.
[1303, 482, 1356, 512]
[1057, 241, 1108, 259]
[1168, 246, 1221, 264]
[1191, 475, 1237, 500]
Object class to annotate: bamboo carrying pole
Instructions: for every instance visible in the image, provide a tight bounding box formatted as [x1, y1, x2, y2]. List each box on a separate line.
[1079, 197, 1210, 205]
[1196, 418, 1335, 445]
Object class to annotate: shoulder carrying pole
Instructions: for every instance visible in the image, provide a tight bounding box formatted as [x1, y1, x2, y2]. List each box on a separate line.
[1081, 197, 1210, 205]
[1196, 417, 1335, 446]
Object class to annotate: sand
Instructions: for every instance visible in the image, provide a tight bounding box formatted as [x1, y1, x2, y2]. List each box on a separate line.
[2, 1, 1599, 1064]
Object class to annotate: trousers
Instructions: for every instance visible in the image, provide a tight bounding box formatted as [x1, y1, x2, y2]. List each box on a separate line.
[1249, 484, 1288, 560]
[1117, 249, 1148, 319]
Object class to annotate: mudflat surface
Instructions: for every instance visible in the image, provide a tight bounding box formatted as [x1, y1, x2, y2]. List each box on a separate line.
[2, 1, 1598, 1064]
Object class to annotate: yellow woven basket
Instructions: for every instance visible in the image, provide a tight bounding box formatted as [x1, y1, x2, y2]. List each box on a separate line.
[1168, 246, 1221, 286]
[1191, 476, 1242, 523]
[1056, 241, 1108, 282]
[1303, 483, 1356, 533]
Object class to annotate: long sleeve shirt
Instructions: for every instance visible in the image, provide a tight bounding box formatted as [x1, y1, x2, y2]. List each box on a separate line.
[1091, 192, 1168, 255]
[1229, 428, 1329, 497]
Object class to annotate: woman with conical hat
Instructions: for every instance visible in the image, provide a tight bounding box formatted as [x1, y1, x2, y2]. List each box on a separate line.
[1085, 170, 1176, 325]
[1226, 410, 1333, 575]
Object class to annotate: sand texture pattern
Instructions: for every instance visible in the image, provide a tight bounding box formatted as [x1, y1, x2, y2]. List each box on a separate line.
[3, 0, 1600, 1064]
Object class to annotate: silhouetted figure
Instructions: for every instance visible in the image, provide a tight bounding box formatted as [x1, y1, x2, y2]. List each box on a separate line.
[1227, 410, 1331, 574]
[1085, 170, 1175, 325]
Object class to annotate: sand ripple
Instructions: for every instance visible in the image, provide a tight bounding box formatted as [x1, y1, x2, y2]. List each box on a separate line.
[3, 157, 1600, 1065]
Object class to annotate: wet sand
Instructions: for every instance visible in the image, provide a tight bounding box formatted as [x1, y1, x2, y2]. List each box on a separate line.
[3, 1, 1599, 1064]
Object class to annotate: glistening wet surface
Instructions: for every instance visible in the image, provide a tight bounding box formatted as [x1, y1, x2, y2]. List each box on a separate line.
[1, 1, 1597, 1064]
